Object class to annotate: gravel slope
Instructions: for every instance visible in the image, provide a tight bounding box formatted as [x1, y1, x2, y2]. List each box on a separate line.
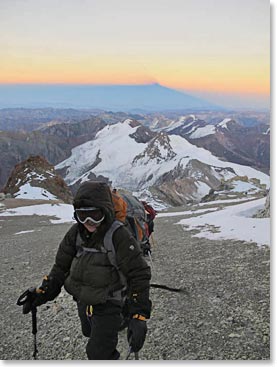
[0, 210, 270, 360]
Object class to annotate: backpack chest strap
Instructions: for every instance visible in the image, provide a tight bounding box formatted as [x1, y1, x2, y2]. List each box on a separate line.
[75, 234, 107, 258]
[75, 220, 124, 267]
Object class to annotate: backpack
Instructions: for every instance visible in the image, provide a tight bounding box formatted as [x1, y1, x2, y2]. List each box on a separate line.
[141, 201, 157, 236]
[111, 189, 148, 245]
[141, 201, 157, 221]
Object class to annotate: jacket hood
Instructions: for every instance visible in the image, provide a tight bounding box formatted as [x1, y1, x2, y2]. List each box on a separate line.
[73, 181, 115, 228]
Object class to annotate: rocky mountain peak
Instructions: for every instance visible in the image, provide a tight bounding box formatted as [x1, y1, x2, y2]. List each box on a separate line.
[133, 131, 176, 165]
[216, 118, 242, 132]
[129, 122, 157, 143]
[3, 155, 73, 203]
[124, 118, 140, 128]
[119, 118, 156, 143]
[150, 132, 175, 158]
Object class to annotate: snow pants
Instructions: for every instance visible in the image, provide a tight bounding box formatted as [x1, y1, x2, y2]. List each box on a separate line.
[77, 300, 122, 360]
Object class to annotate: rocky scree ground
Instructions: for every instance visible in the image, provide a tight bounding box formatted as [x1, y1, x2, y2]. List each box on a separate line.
[0, 205, 270, 360]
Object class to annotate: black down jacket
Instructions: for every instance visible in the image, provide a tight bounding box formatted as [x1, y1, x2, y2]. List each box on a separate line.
[49, 181, 152, 318]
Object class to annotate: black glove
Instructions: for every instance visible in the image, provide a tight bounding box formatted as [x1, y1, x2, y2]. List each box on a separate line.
[17, 287, 47, 314]
[127, 317, 147, 353]
[17, 275, 61, 314]
[128, 291, 152, 319]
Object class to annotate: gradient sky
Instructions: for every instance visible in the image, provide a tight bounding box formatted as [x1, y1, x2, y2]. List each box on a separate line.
[0, 0, 270, 108]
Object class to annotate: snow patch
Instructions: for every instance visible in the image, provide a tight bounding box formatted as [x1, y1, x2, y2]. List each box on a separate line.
[230, 181, 258, 193]
[0, 203, 74, 224]
[218, 118, 232, 129]
[15, 230, 37, 235]
[198, 197, 254, 206]
[189, 125, 216, 139]
[194, 181, 211, 199]
[165, 117, 185, 132]
[158, 207, 218, 217]
[26, 172, 47, 181]
[14, 183, 58, 200]
[177, 197, 270, 246]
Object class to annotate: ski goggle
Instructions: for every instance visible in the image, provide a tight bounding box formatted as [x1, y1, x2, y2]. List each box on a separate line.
[75, 207, 105, 224]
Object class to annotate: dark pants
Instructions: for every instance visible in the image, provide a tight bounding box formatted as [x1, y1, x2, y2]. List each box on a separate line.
[77, 301, 122, 360]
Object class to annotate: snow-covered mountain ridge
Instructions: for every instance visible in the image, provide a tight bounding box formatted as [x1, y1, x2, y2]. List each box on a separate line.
[153, 114, 270, 174]
[164, 116, 241, 137]
[56, 119, 269, 206]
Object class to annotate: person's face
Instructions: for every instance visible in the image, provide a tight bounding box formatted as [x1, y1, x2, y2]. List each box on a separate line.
[83, 220, 101, 233]
[75, 208, 105, 232]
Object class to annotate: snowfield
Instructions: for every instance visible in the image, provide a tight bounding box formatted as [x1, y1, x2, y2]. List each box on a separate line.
[0, 203, 74, 224]
[0, 196, 269, 246]
[189, 124, 216, 139]
[174, 197, 269, 247]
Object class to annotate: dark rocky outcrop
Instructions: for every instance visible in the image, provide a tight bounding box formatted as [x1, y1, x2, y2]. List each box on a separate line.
[3, 155, 73, 203]
[129, 123, 156, 143]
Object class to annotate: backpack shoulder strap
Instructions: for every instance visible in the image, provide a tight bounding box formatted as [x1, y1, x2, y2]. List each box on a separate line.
[103, 220, 127, 288]
[103, 220, 123, 265]
[75, 221, 127, 285]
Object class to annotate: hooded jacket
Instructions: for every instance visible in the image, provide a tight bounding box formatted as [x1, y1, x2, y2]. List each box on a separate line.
[49, 181, 152, 318]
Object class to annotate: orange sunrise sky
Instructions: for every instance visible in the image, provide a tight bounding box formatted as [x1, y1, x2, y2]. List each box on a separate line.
[0, 0, 270, 108]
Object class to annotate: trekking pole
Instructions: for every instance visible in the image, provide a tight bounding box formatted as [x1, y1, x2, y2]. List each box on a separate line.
[31, 306, 38, 359]
[17, 287, 39, 359]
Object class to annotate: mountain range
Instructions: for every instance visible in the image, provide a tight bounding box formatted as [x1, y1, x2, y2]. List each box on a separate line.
[0, 83, 219, 111]
[163, 116, 270, 173]
[2, 118, 269, 207]
[0, 110, 270, 193]
[54, 119, 269, 206]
